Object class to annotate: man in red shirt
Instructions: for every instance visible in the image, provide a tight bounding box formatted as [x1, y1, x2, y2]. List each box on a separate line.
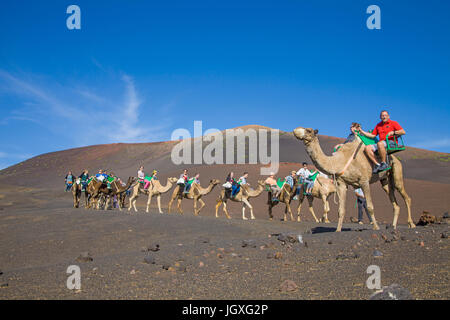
[358, 110, 406, 174]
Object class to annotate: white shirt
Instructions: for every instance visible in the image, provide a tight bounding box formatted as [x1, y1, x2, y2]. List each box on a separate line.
[296, 168, 311, 178]
[354, 188, 364, 198]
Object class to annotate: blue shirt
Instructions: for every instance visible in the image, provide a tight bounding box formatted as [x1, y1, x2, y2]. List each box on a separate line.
[285, 175, 294, 188]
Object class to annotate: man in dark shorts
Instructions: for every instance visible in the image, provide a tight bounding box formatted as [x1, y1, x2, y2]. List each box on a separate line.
[358, 110, 405, 174]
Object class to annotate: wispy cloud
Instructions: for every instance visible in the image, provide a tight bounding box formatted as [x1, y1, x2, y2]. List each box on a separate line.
[0, 70, 172, 145]
[0, 69, 174, 168]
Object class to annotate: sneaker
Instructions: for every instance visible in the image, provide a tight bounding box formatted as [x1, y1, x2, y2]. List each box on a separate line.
[358, 221, 364, 225]
[272, 198, 279, 202]
[372, 164, 381, 174]
[378, 162, 391, 172]
[293, 195, 298, 200]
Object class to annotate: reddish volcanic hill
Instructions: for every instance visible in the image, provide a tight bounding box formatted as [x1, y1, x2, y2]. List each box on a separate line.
[1, 126, 449, 187]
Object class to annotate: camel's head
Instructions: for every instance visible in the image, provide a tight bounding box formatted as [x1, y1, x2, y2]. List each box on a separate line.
[293, 127, 318, 144]
[168, 177, 178, 183]
[127, 176, 137, 183]
[210, 179, 220, 185]
[257, 180, 266, 187]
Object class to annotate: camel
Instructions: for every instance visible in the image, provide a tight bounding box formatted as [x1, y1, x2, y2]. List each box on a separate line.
[128, 177, 178, 213]
[89, 177, 135, 210]
[294, 176, 336, 223]
[168, 179, 220, 216]
[266, 182, 297, 222]
[293, 127, 415, 232]
[215, 180, 265, 220]
[86, 178, 103, 209]
[72, 178, 89, 208]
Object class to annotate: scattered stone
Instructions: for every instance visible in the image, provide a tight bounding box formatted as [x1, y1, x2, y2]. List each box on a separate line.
[418, 241, 425, 247]
[328, 240, 333, 245]
[177, 265, 187, 272]
[162, 264, 171, 270]
[277, 233, 301, 244]
[279, 280, 298, 292]
[242, 240, 257, 248]
[130, 269, 136, 275]
[336, 253, 359, 260]
[417, 212, 436, 226]
[381, 234, 388, 241]
[369, 284, 413, 300]
[197, 237, 210, 244]
[401, 236, 407, 241]
[441, 232, 448, 239]
[1, 283, 8, 288]
[217, 253, 224, 259]
[217, 248, 225, 252]
[168, 267, 176, 272]
[199, 261, 204, 268]
[0, 270, 3, 276]
[274, 252, 283, 259]
[143, 255, 156, 264]
[371, 234, 379, 240]
[148, 243, 160, 252]
[76, 252, 93, 263]
[373, 250, 383, 258]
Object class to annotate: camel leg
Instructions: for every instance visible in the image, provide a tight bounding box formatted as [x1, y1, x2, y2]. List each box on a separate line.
[104, 196, 110, 210]
[215, 199, 222, 218]
[381, 178, 400, 228]
[360, 182, 380, 231]
[268, 204, 274, 221]
[336, 181, 348, 232]
[168, 197, 174, 214]
[132, 196, 138, 212]
[157, 195, 163, 214]
[320, 194, 330, 223]
[307, 196, 319, 223]
[145, 193, 153, 213]
[296, 195, 303, 222]
[242, 198, 255, 220]
[285, 200, 294, 222]
[390, 163, 415, 228]
[196, 198, 206, 216]
[222, 201, 231, 219]
[177, 198, 183, 214]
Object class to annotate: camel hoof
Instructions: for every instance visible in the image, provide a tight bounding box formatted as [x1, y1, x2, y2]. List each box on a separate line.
[297, 217, 301, 222]
[251, 217, 255, 220]
[243, 217, 248, 220]
[373, 225, 380, 230]
[409, 223, 416, 229]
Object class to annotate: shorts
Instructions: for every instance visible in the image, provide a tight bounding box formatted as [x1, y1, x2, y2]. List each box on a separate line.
[371, 140, 387, 152]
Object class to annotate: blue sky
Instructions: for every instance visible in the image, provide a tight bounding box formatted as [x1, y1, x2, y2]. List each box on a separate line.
[1, 0, 449, 169]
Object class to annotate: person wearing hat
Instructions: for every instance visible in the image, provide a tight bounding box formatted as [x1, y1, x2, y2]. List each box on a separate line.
[184, 172, 200, 193]
[285, 171, 296, 189]
[265, 172, 281, 201]
[144, 169, 158, 190]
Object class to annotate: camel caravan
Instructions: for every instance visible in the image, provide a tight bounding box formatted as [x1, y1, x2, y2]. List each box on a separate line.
[67, 110, 415, 232]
